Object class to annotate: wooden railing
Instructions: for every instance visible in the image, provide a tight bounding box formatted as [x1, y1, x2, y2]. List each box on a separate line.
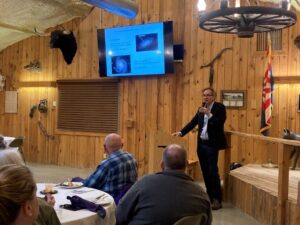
[224, 130, 300, 225]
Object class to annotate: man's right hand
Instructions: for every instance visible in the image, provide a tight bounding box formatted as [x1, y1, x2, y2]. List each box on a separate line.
[172, 132, 182, 137]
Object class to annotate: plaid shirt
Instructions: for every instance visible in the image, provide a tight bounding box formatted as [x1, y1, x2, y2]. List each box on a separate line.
[84, 149, 138, 198]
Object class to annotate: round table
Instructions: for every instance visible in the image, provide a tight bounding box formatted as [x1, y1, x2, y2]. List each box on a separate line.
[36, 183, 116, 225]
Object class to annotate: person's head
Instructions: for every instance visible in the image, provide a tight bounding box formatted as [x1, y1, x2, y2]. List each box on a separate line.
[202, 87, 216, 106]
[103, 133, 123, 155]
[0, 164, 39, 225]
[0, 150, 25, 166]
[161, 144, 187, 171]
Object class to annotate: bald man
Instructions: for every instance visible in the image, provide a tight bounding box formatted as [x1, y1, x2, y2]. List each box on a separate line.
[84, 133, 138, 199]
[116, 144, 212, 225]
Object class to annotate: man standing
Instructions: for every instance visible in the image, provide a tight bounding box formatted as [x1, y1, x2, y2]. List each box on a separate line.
[116, 144, 212, 225]
[84, 133, 138, 199]
[173, 87, 227, 210]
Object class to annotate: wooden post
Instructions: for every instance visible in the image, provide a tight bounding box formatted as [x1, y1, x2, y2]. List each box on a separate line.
[277, 143, 293, 225]
[223, 133, 232, 201]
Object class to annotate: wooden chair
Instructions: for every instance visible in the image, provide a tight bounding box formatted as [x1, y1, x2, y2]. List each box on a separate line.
[9, 136, 25, 162]
[173, 213, 208, 225]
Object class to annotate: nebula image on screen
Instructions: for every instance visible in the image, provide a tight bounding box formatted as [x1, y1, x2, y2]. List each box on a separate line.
[111, 55, 131, 74]
[136, 33, 158, 52]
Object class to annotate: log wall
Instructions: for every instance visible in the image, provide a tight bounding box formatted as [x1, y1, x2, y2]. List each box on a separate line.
[0, 0, 300, 177]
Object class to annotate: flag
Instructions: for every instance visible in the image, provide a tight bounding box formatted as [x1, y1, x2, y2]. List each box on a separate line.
[260, 33, 274, 136]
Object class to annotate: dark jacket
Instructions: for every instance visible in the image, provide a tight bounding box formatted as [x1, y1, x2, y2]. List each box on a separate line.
[180, 102, 227, 150]
[116, 171, 212, 225]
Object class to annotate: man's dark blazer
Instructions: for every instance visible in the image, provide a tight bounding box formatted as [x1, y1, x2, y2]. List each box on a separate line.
[180, 102, 227, 150]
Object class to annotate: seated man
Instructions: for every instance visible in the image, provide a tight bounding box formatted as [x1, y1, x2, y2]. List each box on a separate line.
[83, 133, 138, 199]
[116, 144, 212, 225]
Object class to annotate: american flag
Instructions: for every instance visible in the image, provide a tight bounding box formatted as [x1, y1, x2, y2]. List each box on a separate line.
[260, 34, 274, 136]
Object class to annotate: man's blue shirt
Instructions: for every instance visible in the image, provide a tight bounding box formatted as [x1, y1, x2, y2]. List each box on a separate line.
[83, 149, 138, 198]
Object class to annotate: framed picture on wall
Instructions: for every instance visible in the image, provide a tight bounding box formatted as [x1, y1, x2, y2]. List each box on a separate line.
[221, 90, 246, 109]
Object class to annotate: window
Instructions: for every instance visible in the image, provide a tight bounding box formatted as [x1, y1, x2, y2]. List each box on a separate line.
[57, 79, 119, 133]
[256, 30, 282, 51]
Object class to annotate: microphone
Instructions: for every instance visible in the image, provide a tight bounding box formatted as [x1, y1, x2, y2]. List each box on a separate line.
[198, 102, 207, 115]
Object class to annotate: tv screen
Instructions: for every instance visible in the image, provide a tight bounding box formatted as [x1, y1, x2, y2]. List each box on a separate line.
[97, 21, 174, 77]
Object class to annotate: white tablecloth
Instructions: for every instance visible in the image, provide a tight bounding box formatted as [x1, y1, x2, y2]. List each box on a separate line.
[36, 183, 116, 225]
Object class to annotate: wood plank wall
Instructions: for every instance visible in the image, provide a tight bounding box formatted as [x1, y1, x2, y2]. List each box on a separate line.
[0, 0, 300, 178]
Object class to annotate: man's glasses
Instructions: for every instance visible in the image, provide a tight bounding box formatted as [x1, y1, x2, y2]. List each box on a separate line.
[203, 94, 213, 97]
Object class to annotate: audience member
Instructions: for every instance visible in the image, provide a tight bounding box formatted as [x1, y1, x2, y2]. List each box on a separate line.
[83, 133, 138, 200]
[0, 150, 60, 225]
[0, 164, 39, 225]
[116, 144, 212, 225]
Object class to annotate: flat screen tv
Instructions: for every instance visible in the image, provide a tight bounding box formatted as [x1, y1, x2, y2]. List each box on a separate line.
[97, 21, 174, 77]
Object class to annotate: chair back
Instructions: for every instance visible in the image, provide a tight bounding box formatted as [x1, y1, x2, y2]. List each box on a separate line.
[9, 136, 25, 162]
[114, 183, 133, 205]
[9, 137, 24, 148]
[173, 213, 208, 225]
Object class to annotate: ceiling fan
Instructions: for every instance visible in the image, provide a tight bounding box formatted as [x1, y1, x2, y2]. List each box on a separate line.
[83, 0, 139, 19]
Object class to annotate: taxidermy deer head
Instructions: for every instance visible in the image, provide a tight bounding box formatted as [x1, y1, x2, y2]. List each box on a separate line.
[49, 30, 77, 64]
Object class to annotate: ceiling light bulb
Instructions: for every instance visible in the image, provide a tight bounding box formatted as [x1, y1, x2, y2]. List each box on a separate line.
[197, 0, 206, 11]
[235, 0, 240, 8]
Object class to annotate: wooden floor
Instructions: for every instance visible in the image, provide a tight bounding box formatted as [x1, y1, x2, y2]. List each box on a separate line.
[229, 164, 300, 225]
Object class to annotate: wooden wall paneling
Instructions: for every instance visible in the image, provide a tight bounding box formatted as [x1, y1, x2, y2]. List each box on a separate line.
[245, 37, 256, 163]
[253, 54, 266, 164]
[186, 11, 201, 161]
[90, 9, 101, 76]
[140, 0, 148, 22]
[296, 19, 300, 77]
[37, 88, 48, 163]
[58, 135, 70, 166]
[229, 36, 241, 162]
[145, 78, 158, 174]
[68, 19, 79, 80]
[186, 0, 199, 160]
[136, 78, 146, 176]
[223, 34, 238, 162]
[120, 79, 129, 149]
[32, 37, 43, 163]
[144, 0, 161, 174]
[126, 79, 137, 158]
[8, 44, 17, 136]
[215, 34, 226, 176]
[77, 18, 89, 79]
[48, 89, 58, 164]
[239, 38, 250, 163]
[93, 136, 104, 167]
[288, 24, 298, 76]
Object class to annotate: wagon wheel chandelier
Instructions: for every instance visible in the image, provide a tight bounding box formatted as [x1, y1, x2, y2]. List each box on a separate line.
[198, 0, 297, 38]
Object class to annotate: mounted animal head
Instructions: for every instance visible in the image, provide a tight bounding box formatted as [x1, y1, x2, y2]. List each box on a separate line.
[282, 128, 300, 141]
[49, 30, 77, 64]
